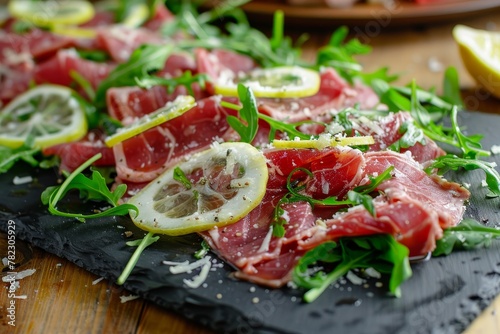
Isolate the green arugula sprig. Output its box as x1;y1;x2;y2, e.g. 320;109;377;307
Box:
117;231;160;285
221;84;317;143
271;166;394;237
172;7;307;68
135;71;208;95
173;166;192;189
194;240;211;259
0;140;39;174
433;219;500;256
41;153;138;222
225;84;259;143
387;121;426;152
293;235;412;302
427;155;500;198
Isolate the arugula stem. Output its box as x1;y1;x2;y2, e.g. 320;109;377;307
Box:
117;232;159;285
50;153;102;205
303;263;349;303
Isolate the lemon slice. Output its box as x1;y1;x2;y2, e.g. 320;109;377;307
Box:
8;0;95;28
128;142;269;235
104;96;196;147
0;85;88;149
453;25;500;98
273;135;375;149
214;66;321;98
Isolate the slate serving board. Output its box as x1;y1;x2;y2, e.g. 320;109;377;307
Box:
1;110;500;334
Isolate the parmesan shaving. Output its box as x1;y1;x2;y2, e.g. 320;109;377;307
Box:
2;269;36;282
13;175;33;185
257;226;274;253
169;256;211;274
183;260;211;288
120;294;140;303
92;277;105;285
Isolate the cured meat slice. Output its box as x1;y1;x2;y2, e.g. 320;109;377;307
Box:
34;49;114;91
43;130;115;173
196;48;258;94
352;111;445;163
202;147;469;287
107;86;171;121
363;150;469;228
114;96;239;183
0;66;32;106
0;29;73;63
107;53;207;120
96;26;164;63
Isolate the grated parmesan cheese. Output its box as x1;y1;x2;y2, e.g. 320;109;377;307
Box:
183;260;211;288
491;145;500;155
2;269;36;282
13;175;33;185
120;294;139;303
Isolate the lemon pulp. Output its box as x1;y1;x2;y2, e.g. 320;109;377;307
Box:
128;142;269;235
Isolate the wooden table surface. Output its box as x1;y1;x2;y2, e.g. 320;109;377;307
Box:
2;4;500;334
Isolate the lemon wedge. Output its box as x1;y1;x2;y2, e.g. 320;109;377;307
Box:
104;95;196;147
8;0;95;28
214;66;321;98
453;25;500;98
128;142;269;235
273;135;375;150
0;85;88;149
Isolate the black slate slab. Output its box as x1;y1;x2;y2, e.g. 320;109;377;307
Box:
1;110;500;334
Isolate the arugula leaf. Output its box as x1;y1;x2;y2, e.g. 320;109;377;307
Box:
316;26;371;82
94;44;174;108
41;153;138;222
69;70;96;102
173;166;192;189
442;67;463;109
293;235;412;302
135;71;208;95
433;219;500;256
0;144;39;174
117;231;160;285
194;240;210;259
222;95;314;142
226;84;259;143
428;154;500;197
449;106;489;158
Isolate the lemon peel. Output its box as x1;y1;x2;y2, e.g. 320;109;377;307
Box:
105;95;196;147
